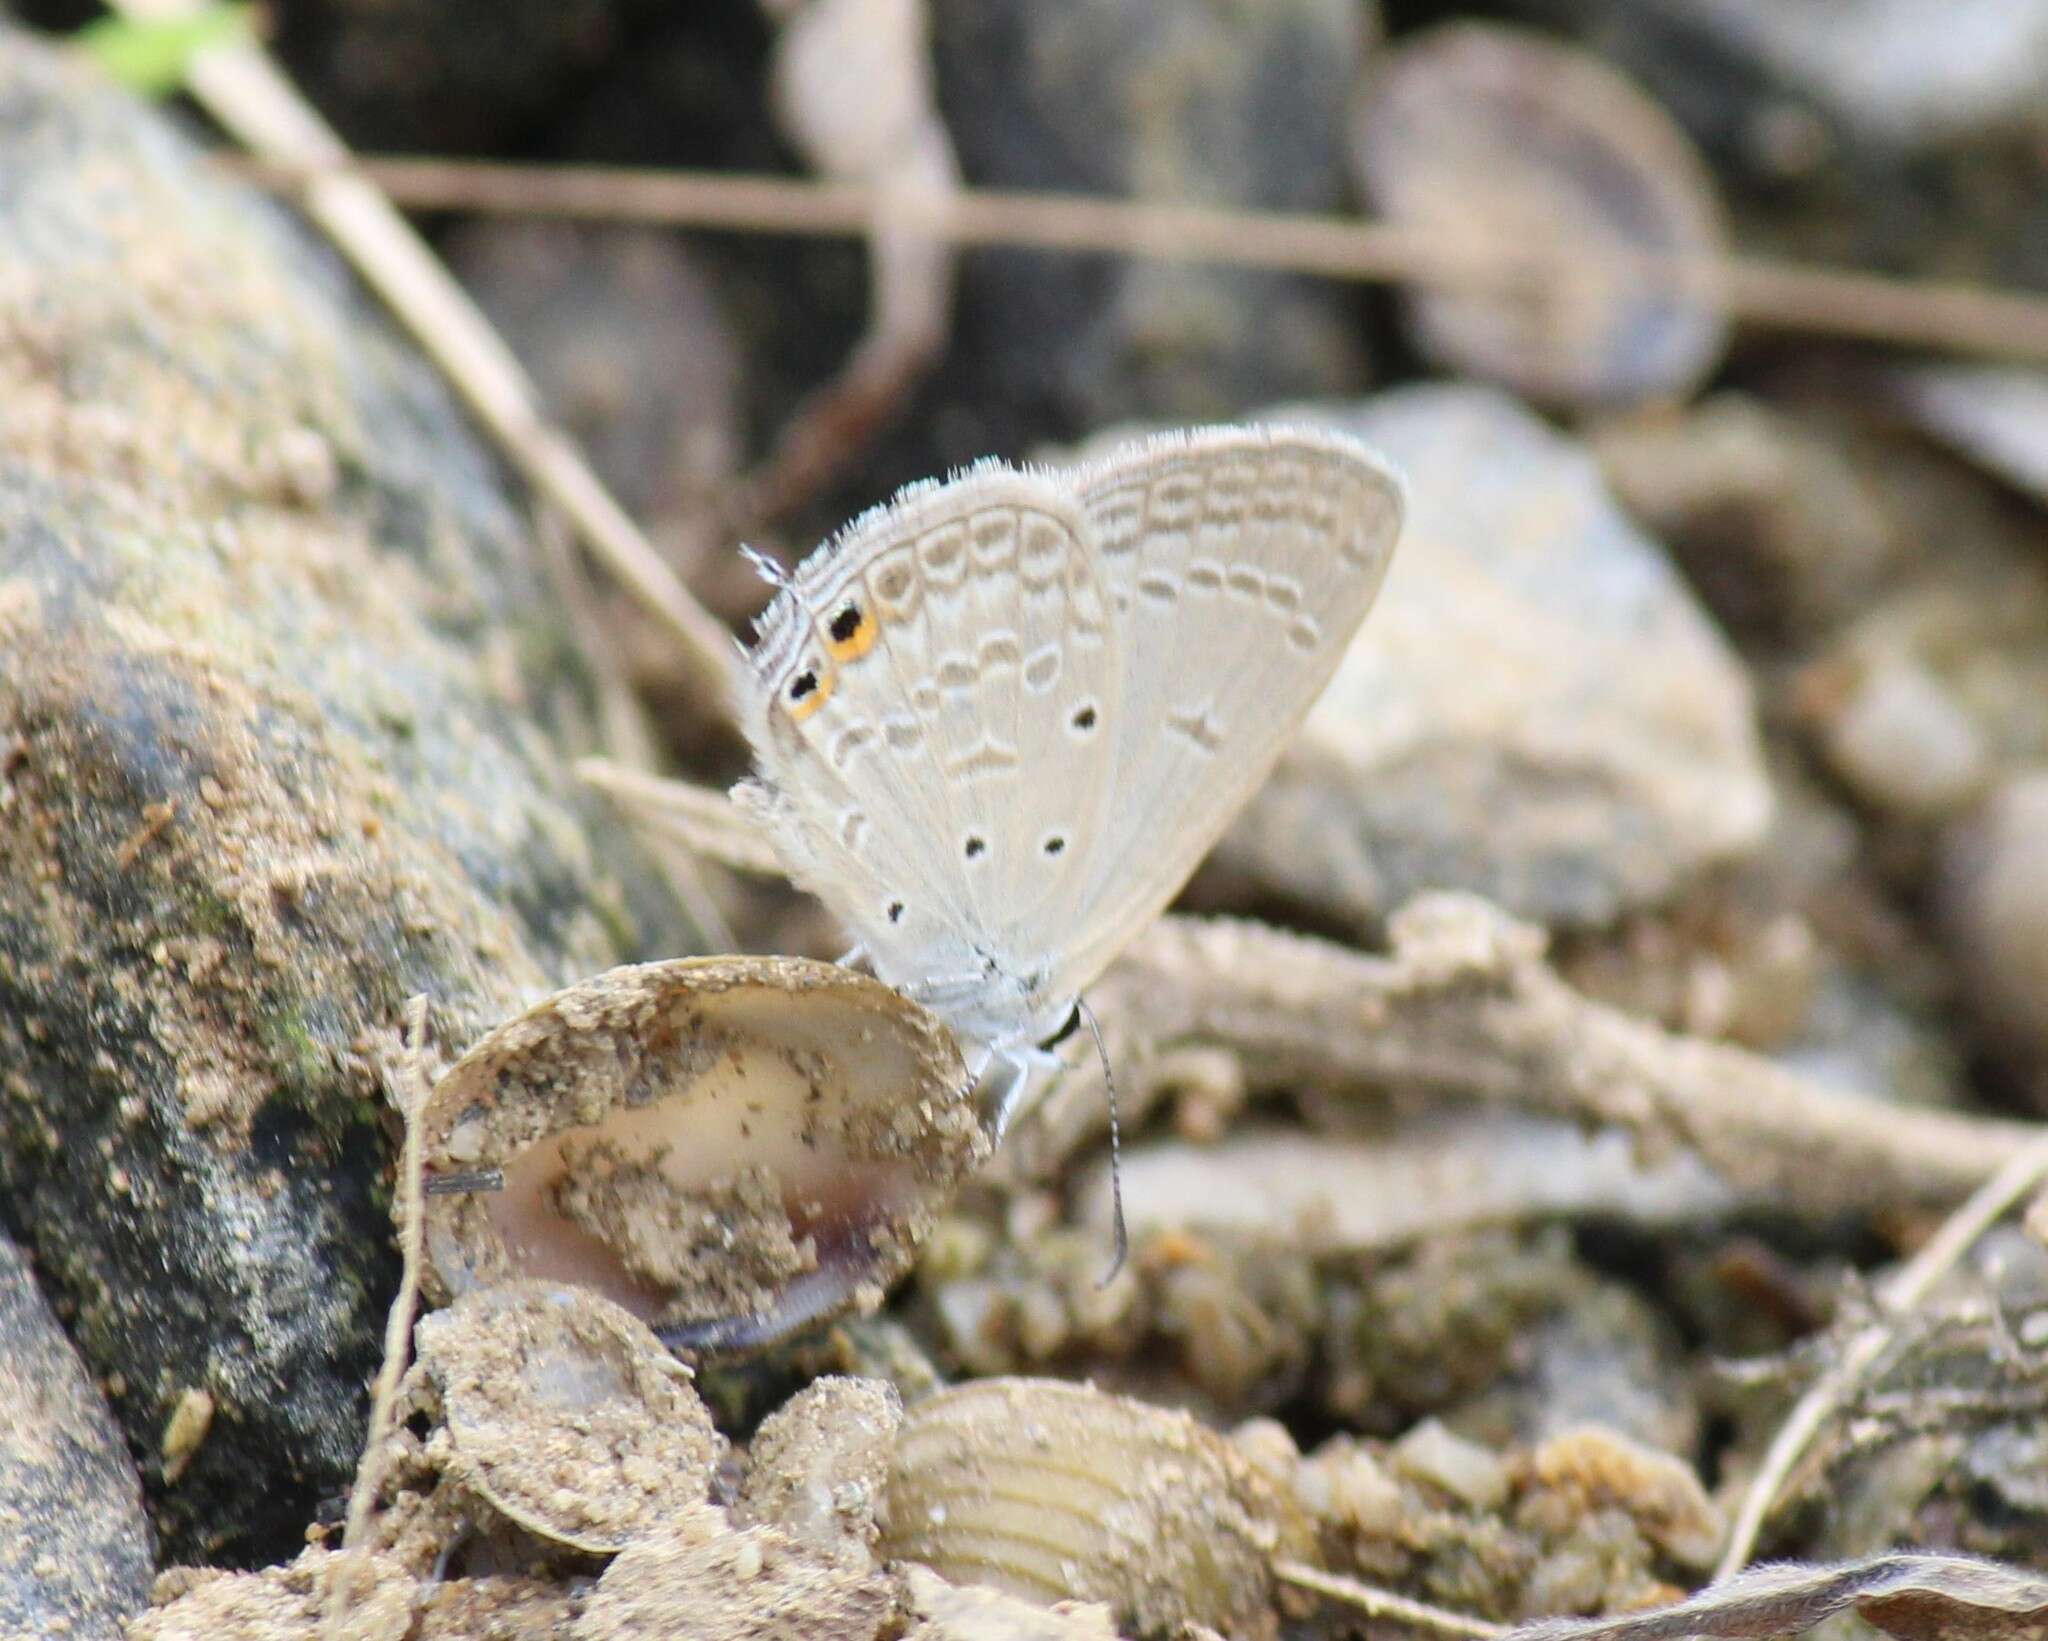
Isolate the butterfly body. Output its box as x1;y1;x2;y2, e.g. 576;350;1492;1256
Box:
734;425;1405;1129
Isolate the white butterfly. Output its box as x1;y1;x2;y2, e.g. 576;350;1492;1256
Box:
734;424;1405;1134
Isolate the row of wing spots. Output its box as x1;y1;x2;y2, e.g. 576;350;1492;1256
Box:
1070;445;1372;929
805;538;966;963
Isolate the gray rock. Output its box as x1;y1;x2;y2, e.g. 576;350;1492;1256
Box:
917;0;1372;467
1230;384;1772;930
1590;393;1901;646
0;1233;153;1640
0;34;693;1562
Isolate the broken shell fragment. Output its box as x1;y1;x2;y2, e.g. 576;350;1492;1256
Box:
407;1281;724;1554
1352;23;1728;406
737;1375;904;1567
419;956;982;1353
880;1377;1312;1640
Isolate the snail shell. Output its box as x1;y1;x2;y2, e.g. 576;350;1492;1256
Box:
418;956;982;1352
1353;22;1728;406
407;1281;724;1554
879;1377;1312;1639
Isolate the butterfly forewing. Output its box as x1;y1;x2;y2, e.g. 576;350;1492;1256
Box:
1051;425;1404;994
737;467;1122;1013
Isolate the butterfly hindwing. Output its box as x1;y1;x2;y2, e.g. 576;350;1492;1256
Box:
1051;425;1405;993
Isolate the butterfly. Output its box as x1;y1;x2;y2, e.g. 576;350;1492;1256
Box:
733;424;1405;1137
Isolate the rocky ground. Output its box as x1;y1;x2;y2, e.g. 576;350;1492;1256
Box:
2;2;2046;1638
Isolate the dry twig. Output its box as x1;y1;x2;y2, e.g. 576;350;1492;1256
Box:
1515;1553;2048;1641
577;758;785;879
1284;1550;2048;1641
744;0;959;519
535;528;739;951
1019;896;2039;1217
323;996;433;1636
228;154;2048;367
1274;1561;1508;1639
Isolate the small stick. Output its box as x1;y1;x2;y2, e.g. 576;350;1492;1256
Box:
1712;1127;2048;1580
534;518;739;952
222;153;2048;367
323;996;434;1633
1273;1559;1509;1639
1017;903;2040;1216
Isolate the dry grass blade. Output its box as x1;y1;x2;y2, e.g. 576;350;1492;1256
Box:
102;0;739;712
536;526;738;951
1282;1551;2048;1641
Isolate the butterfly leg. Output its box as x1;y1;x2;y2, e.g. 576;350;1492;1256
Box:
979;1045;1062;1142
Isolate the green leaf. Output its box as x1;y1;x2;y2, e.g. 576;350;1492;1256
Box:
75;5;253;97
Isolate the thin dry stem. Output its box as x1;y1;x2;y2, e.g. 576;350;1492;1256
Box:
1712;1127;2048;1580
323;996;433;1636
105;0;738;712
226;154;2048;366
1274;1559;1508;1639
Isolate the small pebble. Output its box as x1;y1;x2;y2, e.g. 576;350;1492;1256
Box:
1389;1417;1510;1511
1819;656;1989;819
160;1387;215;1486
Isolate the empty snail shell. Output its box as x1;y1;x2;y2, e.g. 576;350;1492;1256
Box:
405;1281;724;1554
1353;22;1728;407
418;956;982;1353
879;1376;1313;1639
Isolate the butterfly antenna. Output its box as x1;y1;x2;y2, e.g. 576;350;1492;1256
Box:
1077;998;1128;1285
739;543;791;588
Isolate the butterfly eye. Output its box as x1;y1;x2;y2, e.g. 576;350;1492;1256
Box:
785;663;833;722
825;601;878;662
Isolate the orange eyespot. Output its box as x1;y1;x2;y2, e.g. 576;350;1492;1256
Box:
784;661;834;721
825;602;879;663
